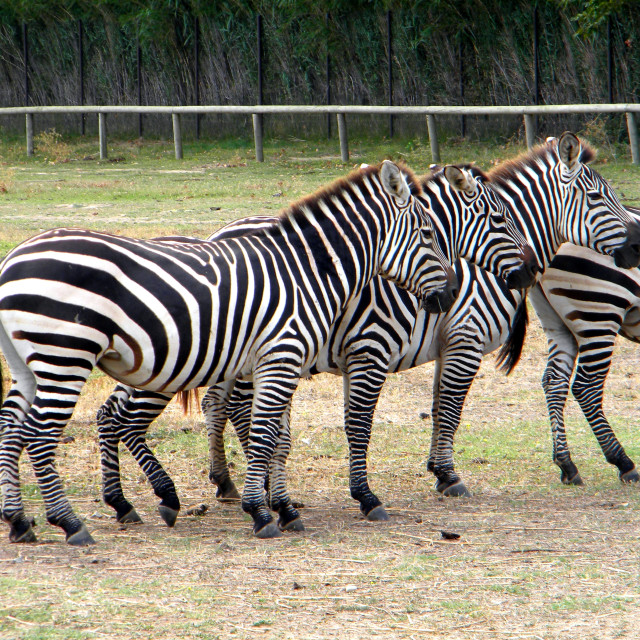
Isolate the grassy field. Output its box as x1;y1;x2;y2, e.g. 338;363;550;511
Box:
1;130;640;639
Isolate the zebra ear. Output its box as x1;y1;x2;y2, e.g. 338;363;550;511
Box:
558;132;582;171
444;165;477;196
380;160;411;203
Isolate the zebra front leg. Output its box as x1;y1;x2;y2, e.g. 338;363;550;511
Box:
431;346;483;498
242;363;301;538
343;357;388;520
202;380;242;501
572;350;638;483
217;380;302;528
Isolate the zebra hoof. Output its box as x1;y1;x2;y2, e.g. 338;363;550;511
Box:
562;473;584;486
9;524;37;544
66;524;96;546
254;521;283;539
158;505;179;528
117;508;143;524
366;506;390;522
216;485;241;502
436;480;471;497
621;468;640;483
279;517;305;532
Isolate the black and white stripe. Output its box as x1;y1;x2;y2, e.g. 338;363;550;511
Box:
95;161;539;522
96;134;640;523
528;205;640;486
0;160;457;544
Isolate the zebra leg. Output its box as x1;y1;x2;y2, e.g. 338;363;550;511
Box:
342;355;389;520
202;380;241;501
97;385;142;524
571;348;638;483
426;359;443;475
23;378;95;545
242;363;301;538
100;388;178;526
431;343;484;498
0;422;36;543
266;402;303;531
0;347;40;542
226;386;301;526
530;286;583;485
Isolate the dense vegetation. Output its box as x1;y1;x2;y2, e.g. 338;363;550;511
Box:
0;1;638;138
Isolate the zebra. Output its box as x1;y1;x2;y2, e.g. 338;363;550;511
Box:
528;205;640;486
95;161;539;526
0;160;458;545
196;132;640;507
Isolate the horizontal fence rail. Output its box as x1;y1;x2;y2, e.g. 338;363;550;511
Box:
1;104;639;164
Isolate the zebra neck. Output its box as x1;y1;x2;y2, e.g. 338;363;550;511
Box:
262;195;382;308
493;162;563;272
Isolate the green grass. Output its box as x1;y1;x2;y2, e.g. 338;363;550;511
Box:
2;130;639;253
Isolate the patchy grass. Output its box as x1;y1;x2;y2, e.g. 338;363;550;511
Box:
0;134;640;639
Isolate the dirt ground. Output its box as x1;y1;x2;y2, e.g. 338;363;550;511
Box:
1;307;640;640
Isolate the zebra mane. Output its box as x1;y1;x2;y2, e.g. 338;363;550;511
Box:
420;163;489;186
281;161;421;223
488;136;596;188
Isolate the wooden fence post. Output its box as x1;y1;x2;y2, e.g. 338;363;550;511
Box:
26;113;33;157
98;113;107;160
524;114;535;148
426;115;440;164
173;113;183;160
337;114;349;162
253;114;264;162
627;112;639;165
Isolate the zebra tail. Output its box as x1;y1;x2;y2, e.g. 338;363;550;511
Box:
495;294;529;376
177;389;200;415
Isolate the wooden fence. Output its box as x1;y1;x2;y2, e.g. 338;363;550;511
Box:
1;103;639;165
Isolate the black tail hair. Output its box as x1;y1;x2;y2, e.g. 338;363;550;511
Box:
495;295;529;375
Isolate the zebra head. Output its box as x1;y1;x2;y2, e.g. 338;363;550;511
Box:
436;165;539;289
555;132;640;269
377;160;458;313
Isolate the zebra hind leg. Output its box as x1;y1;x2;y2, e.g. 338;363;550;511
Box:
1;422;37;543
571;354;638;484
342;357;389;521
242;365;303;538
430;347;484;498
119;389;178;526
266;403;303;532
203;382;242;501
23;380;96;545
0;331;39;542
97;387;143;524
98;387;179;526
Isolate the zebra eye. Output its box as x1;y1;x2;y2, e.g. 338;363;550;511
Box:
491;211;505;224
420;224;434;241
